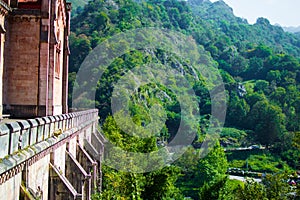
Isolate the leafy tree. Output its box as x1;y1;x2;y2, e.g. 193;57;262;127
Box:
226;94;250;128
245;57;264;79
266;70;281;84
199;177;227;200
254;80;270;94
262;173;293;200
235;179;267;200
69;33;92;73
68;0;300;198
142;167;184;200
245;92;266;108
235;173;295;200
270;87;286;106
175;143;228;199
248;100;286;147
218;179;243;200
248;44;272;59
99;166;145;200
99;113;183;199
279;131;300;169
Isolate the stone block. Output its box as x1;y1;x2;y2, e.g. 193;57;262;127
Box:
11;152;27;165
74;113;79;126
44;118;52;129
48;116;55;123
52;143;66;175
0;124;10;158
66;113;72;129
62;114;68;130
31;140;50;155
22;147;35;159
36;117;45;125
62;114;68;120
27;119;38;145
6;122;21;155
48;116;55;137
54;115;60;130
42;117;51;139
0;156;16;172
57;115;64;129
17;120;30;149
35;118;45;142
0;172;22;200
27;154;50;200
46;137;56;146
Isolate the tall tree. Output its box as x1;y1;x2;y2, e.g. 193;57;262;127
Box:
248;100;286;147
235;179;267;200
98;113;183;199
262;173;293;200
175;143;228;199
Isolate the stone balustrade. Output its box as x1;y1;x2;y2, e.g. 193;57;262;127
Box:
0;109;98;161
0;109;102;199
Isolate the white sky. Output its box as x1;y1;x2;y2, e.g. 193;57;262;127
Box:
210;0;300;27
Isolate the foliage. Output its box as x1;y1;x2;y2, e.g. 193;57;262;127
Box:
228;153;292;174
235;179;268;200
246;154;292;173
220;127;248;147
247;100;286;147
175;143;228;199
98;114;183;199
235;173;294;200
199;177;227;200
218;179;243;200
262;173;294;200
68;0;300;198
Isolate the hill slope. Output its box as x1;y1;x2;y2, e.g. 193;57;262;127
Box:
69;0;300;198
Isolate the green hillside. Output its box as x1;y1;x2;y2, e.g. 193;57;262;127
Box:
68;0;300;199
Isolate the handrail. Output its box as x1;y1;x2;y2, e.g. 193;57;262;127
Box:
0;109;98;159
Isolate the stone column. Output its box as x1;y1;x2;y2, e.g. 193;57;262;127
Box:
0;31;4;119
0;4;9;120
62;3;71;114
39;0;51;116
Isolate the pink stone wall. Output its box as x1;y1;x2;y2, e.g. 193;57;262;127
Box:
4;17;40;105
27;154;50;199
0;173;22;199
52;143;67;175
51;0;67;115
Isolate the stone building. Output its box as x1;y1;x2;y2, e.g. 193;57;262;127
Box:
0;0;71;119
0;2;105;199
0;1;10;120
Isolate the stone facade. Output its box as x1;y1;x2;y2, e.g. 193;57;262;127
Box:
0;1;10;120
0;109;103;199
0;1;105;199
1;0;71;118
0;0;105;200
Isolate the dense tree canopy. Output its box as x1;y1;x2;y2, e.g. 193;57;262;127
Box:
69;0;300;199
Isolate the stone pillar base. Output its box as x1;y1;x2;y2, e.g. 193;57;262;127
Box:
3;104;46;118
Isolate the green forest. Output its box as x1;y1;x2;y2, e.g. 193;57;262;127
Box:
68;0;300;199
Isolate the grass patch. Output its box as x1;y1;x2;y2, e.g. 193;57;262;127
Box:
228;153;292;173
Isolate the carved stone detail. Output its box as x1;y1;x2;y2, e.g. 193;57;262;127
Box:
0;163;25;185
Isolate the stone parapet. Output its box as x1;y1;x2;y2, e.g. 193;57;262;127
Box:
0;109;102;199
0;109;98;162
0;124;9;158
